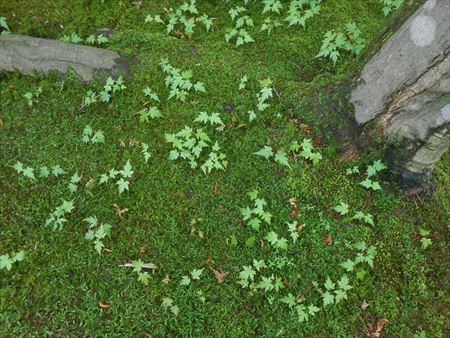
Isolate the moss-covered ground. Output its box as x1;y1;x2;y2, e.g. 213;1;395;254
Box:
0;1;448;336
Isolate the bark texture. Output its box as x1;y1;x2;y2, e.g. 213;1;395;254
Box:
0;34;128;81
350;0;450;193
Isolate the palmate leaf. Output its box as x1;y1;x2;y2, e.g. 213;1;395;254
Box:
51;165;66;177
239;265;256;281
0;255;13;270
23;167;35;180
340;259;355;272
265;231;278;245
116;178;129;194
334;289;347;303
254;146;273;159
240;206;252;220
91;131;105;143
12;161;24;173
193;82;206;92
274;150;291;169
337;275;352;291
138;272;150;285
262;0;283;14
296;305;309;323
322;291;334;306
248;218;262;231
258;276;274;291
367;160;387;177
280;293;297;308
190;268;204;280
120;160;134;178
180;275;191;286
0;17;10;31
324;277;335;290
333;202;349;215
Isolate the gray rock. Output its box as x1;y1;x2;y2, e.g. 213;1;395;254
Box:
0;34;128;82
351;0;450;125
350;0;450;194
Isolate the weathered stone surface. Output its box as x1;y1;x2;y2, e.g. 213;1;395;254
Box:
0;34;127;81
350;0;450;194
351;0;450;125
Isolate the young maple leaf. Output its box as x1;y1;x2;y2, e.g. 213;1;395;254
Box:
116;178;129;194
274;150;291;169
254;146;273;159
333;202;349;215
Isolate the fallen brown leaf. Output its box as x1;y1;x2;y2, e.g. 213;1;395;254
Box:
340;146;358;162
132;0;142;9
103;248;113;253
365;318;389;338
113;203;129;218
99;301;111;309
288;197;297;207
162;275;171;284
325;234;333;246
212;268;229;283
290;208;298;219
128;139;139;147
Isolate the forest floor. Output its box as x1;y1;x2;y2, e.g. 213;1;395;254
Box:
0;1;448;336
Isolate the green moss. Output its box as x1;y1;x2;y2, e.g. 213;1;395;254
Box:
0;0;448;336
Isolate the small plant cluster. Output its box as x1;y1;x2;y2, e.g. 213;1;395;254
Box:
254;145;291;169
0;16;11;35
419;229;432;249
359;160;387;191
139;87;162;122
240;189;273;231
83;216;112;254
145;0;212;38
255;78;274;116
285;0;322;28
316;22;366;65
61;32;109;45
278;241;377;324
264;231;289;250
23;87;43;107
160;59;206;102
237;259;284;293
340;242;377;274
99;160;134;194
68;172;82;193
141;143;152;163
380;0;404;16
259;0;322;36
290;138;322;165
314;275;352;307
180;268;204;286
346;160;387;191
12;161;66;180
225;6;255;46
83;76;126;107
0;250;24;271
45;200;75;230
333;202;374;226
12;161;37;180
81;125;105;144
165;113;227;174
131;259;151;285
161;297;180;317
